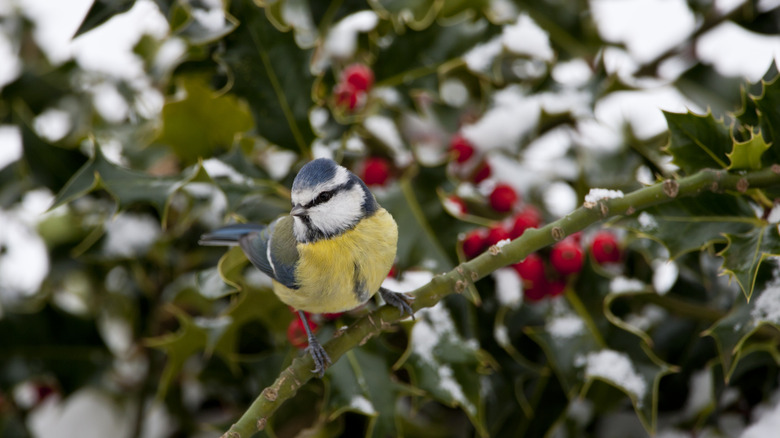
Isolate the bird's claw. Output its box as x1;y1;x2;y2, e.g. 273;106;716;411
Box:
379;288;415;320
306;336;332;377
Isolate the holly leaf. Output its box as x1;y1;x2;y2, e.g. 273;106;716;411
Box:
752;75;780;163
398;302;488;436
370;0;440;31
221;0;315;155
73;0;136;38
618;192;757;259
728;131;771;170
663;111;731;174
155;75;254;165
51;143;201;223
719;224;780;300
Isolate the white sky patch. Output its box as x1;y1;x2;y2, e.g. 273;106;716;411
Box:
590;0;695;64
637;211;658;231
584;188;624;204
751;266;780;326
544;181;578;218
584;349;647;403
323;10;378;60
652;260;678;295
610;276;647;294
547;314;584;339
382;270;433;293
698;21;780;82
0;211;50;302
438;365;475;415
502;14;554;61
595;86;701;140
493;267;523;309
34;108;71;142
0;125;22;170
103;212;161;258
349;395;376;415
462;86;540;151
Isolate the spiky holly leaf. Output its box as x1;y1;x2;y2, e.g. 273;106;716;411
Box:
728;132;771;170
664;111;731;174
325;349;416;438
370;0;439;31
704;264;780;380
752;75;780;163
155;75;254;165
220;0;315;155
51;144;202;223
618;192;757;259
719;224;780;300
398;302;488;436
73;0;136;38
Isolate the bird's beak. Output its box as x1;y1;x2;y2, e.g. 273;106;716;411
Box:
291;204;307;217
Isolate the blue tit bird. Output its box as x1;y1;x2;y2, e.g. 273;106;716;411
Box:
199;158;414;376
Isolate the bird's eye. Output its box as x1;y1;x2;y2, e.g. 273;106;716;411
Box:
314;190;335;205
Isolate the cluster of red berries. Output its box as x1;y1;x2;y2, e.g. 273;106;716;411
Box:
334;63;374;111
464;223;622;301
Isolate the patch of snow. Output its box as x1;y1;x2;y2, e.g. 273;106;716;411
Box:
438;365;475;414
349;395;376;415
698;21;780;82
583;349;647;403
584;188;624;204
0;125;22;170
553;58;592;87
637;212;658;231
652;260;678;295
0;211;50;303
493;268;522;309
323;11;378;60
202;158;254;185
103;212;161;258
610;276;646;294
494;324;510;345
751;266;780;325
547;314;584;339
741;397;780;438
382;270;433;293
34;108;71;142
502;14;554;61
544;182;578;218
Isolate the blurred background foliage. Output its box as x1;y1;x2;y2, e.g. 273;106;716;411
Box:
2;0;780;437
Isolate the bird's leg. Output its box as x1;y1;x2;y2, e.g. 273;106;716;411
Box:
298;310;331;377
379;287;415;320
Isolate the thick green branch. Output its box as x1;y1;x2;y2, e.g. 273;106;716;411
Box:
220;166;780;438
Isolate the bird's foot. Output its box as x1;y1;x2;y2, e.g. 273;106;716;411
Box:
379;287;415;320
306;335;332;377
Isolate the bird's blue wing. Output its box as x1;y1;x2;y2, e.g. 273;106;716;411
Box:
238;216;299;290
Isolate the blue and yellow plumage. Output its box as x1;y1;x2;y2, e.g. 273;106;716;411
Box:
199;158;412;376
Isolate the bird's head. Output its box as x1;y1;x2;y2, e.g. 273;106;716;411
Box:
290;158;378;243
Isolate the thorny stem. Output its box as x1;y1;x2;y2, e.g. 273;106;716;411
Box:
220;167;780;438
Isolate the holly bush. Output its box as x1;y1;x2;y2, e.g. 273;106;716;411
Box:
3;1;780;437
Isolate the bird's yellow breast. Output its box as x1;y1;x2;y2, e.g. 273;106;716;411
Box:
272;208;398;314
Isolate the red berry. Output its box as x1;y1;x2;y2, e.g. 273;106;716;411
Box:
489;184;519;213
591;231;621;264
287;316;319;349
342;64;374;92
472;161;491;183
550;239;584;275
546;280;566;297
510;206;542;239
512;253;545;284
450;134;475;163
462;229;486;259
361;157;391;186
322;312;344;321
334;82;360;110
524;282;548;302
485;224;511;247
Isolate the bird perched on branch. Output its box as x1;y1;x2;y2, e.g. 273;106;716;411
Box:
199;158;414;376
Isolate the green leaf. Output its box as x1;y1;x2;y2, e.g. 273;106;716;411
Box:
221;0;316;155
51;143;201;223
369;0;440;31
73;0;136;38
728;131;771;170
171;2;239;45
144;305;209;397
663;111;731;174
752;75;780;163
398;302;488;436
325;349;413;438
719;224;780;300
618;192;758;259
155;75;254;165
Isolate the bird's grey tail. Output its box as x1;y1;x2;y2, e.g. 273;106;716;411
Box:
199;224;266;246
